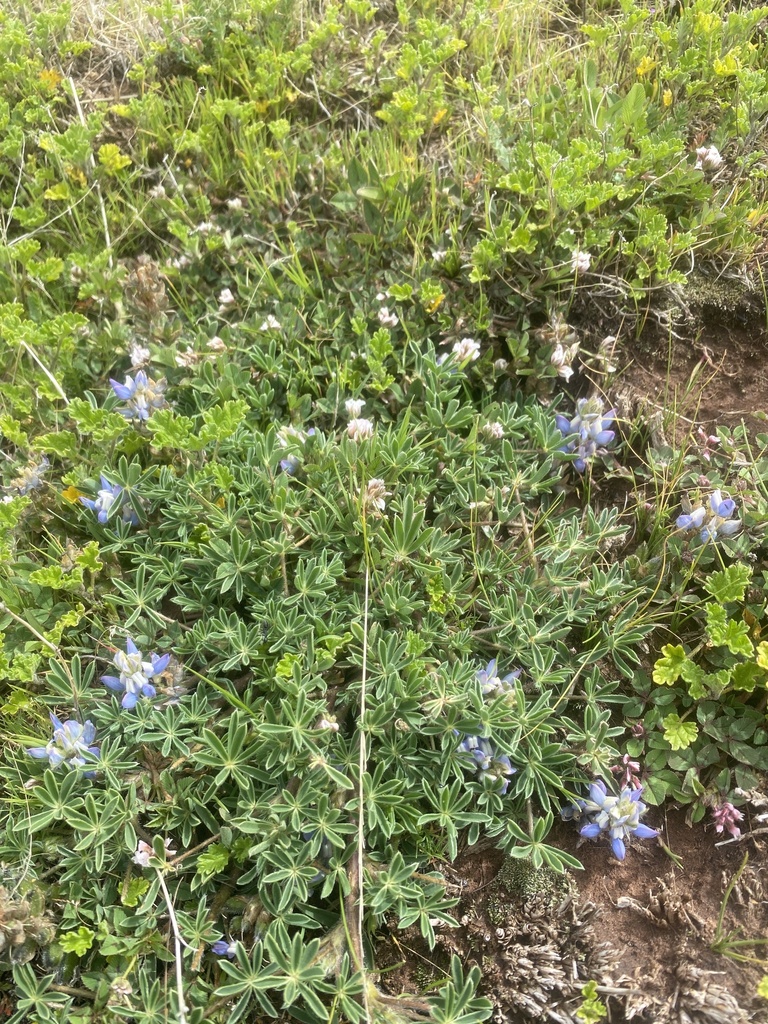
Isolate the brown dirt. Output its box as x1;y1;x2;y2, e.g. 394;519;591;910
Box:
596;273;768;443
617;322;768;441
375;808;768;1023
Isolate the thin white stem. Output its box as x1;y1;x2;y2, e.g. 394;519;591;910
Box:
17;340;69;405
156;871;188;1024
358;563;370;1023
67;76;113;268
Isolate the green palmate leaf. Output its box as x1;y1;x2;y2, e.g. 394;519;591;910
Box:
706;604;754;656
68;399;127;442
59;926;95;956
97;142;132;174
28;564;84;591
121;877;150;907
33;430;78;458
147;409;195;449
653;644;687;685
730;662;763;692
75;541;103;573
662;714;699;751
196;843;230;879
704;564;752;603
198;399;248;445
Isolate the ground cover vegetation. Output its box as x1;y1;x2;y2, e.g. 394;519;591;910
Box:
0;0;767;1020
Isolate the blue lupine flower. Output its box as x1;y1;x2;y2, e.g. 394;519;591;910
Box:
80;475;139;526
676;489;740;543
101;638;170;710
211;939;238;958
10;456;50;495
476;659;520;698
27;713;99;771
110;370;167;422
556;397;616;472
563;779;657;860
457;734;516;794
277;426;316;474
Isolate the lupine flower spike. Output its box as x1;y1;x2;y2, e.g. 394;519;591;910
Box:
457;733;516;794
102;638;170;709
110;370;167;422
80;476;139;525
476;659;520;698
27;713;99;771
563;779;658;860
676;490;740;543
556;397;616;472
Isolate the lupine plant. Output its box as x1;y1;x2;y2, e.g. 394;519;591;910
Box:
1;0;767;1020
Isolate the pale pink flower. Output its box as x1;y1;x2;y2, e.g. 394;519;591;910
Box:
347;418;374;441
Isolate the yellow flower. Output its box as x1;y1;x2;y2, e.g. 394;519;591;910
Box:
61;486;84;503
636;56;657;78
662;89;673;107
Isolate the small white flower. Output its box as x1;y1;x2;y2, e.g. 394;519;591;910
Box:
345;398;365;418
375;291;387;302
317;716;339;732
132;837;176;868
431;249;447;262
217;288;235;308
227;197;243;210
347;418;375;441
170;255;192;270
195;221;216;235
551;340;580;381
277;425;308;447
482;422;505;439
378;307;399;328
207;335;226;352
598;335;618;374
2;495;14;504
695;144;723;170
175;346;199;368
260;315;282;331
571;250;591;276
363;478;389;512
148;184;166;199
494;358;509;372
132;840;152;867
452;337;481;363
129;343;150;368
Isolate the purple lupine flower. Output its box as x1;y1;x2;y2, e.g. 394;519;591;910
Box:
277;426;316;474
110;370;167;422
556;397;616;472
101;638;170;710
476;659;520;698
676;489;740;543
457;733;516;795
211;939;238;958
27;713;99;771
564;779;657;860
711;800;742;839
80;475;139;525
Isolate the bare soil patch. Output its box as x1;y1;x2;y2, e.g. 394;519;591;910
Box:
376;808;768;1023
